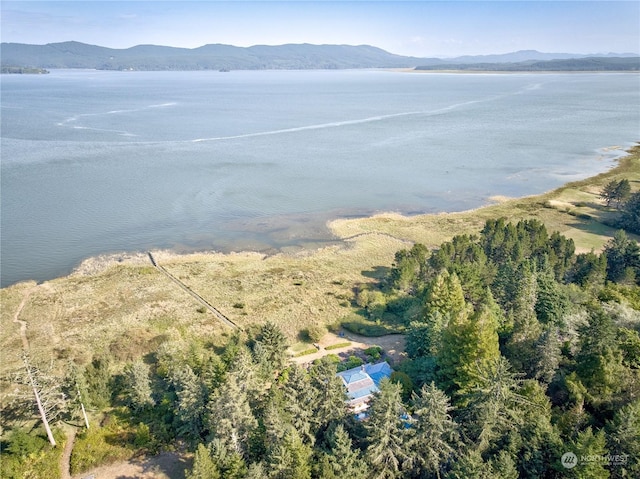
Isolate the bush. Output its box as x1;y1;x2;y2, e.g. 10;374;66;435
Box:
294;347;318;357
305;324;327;342
325;342;352;350
337;355;364;372
0;428;65;479
364;346;383;361
342;320;395;337
70;416;135;475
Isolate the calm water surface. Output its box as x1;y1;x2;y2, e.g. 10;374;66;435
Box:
1;70;639;286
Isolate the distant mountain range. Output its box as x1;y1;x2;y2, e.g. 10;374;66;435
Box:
1;41;638;71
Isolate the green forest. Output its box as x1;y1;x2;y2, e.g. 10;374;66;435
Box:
2;191;640;478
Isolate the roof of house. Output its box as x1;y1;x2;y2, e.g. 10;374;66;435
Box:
336;361;393;404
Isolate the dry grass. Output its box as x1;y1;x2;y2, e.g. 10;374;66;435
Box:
1;145;638;385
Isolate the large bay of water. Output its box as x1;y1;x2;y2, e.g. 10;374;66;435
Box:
1;69;639;286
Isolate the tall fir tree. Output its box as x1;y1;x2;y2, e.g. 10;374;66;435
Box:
408;382;459;479
186;443;221;479
207;372;258;458
122;359;154;411
365;379;410;479
437;302;501;401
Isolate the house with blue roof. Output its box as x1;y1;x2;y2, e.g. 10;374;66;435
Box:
336;361;393;414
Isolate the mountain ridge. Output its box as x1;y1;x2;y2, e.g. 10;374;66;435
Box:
1;41;638;71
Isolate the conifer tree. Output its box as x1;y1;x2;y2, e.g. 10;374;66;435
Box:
322;424;369;479
122;359;154;411
603;230;640;284
365;379;410;478
503;263;543;375
171;364;208;442
409;382;459;479
465;357;527;454
186;443;221;479
308;357;347;429
534;327;562;384
209;437;248;479
255;321;289;372
437;302;500;401
606;399;640;479
570;428;610;479
281;365;315;443
207;373;258;458
268;426;313;479
423;271;469;357
575;307;627;408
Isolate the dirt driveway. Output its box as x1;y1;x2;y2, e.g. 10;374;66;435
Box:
71;451;192;479
292;331;406;366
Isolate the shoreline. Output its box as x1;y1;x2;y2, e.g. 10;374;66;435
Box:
388;67;640;75
3;143;636;291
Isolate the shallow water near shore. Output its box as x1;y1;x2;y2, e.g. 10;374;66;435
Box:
1;70;639;287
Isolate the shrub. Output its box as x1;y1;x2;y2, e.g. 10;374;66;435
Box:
364;346;383;361
294;347;318;357
306;324;327;343
0;428;65;479
70;416;134;475
337;355;364;372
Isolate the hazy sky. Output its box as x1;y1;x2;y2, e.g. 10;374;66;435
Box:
2;1;639;57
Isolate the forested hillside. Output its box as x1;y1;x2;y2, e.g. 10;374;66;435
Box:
3;212;639;478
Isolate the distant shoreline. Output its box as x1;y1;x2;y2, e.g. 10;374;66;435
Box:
389;68;640;74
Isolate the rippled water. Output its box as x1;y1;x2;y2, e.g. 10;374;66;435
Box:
1;69;639;286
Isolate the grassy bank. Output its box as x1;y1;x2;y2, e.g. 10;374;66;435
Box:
1;145;638;380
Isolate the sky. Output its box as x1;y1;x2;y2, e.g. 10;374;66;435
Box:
1;1;639;58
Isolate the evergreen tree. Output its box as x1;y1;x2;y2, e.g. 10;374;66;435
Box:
122;359;154;411
603;230;640;284
209;437;248;479
389;243;429;293
170;364;208;442
321;424;369;479
405;320;433;358
600;179;621;208
443;449;492;479
533;327;562;384
281;365;315;443
207;372;258;458
83;355;112;409
422;271;469;358
614;179;632;209
569;428;610;479
606;399;640;479
255;321;289;372
465;357;527;454
365;379;410;478
186;443;221;479
437;302;500;401
424;270;468;320
575;307;627;409
268;426;313;479
409;382;459;479
535;269;570;324
308;357;347;429
568;250;607;288
618;190;640;234
503;264;543;375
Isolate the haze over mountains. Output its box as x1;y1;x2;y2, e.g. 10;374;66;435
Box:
1;41;638;71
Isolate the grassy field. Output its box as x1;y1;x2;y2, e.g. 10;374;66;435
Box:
1;145;638;383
